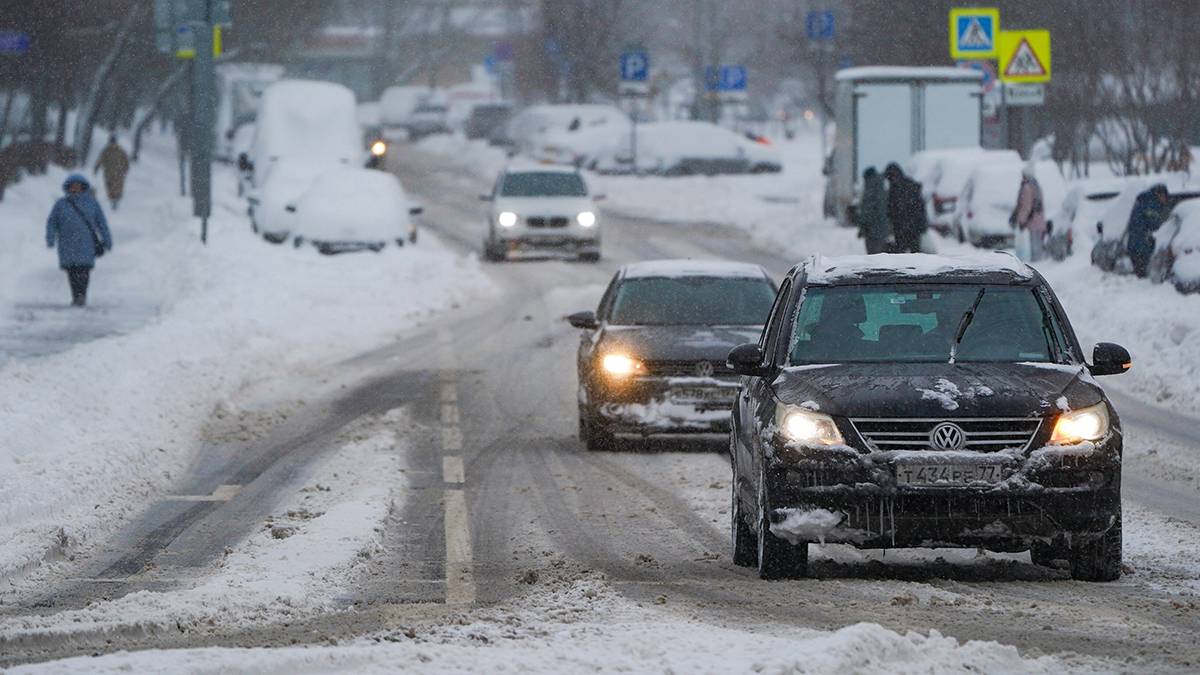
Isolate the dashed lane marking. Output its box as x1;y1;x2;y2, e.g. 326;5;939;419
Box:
442;426;463;452
443;488;475;605
443;456;465;485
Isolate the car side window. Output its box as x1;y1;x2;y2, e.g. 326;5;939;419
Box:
758;278;792;360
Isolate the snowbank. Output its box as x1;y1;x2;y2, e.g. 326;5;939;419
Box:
9;580;1075;674
0;131;492;583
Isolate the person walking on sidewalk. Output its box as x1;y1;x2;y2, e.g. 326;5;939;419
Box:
857;167;893;254
46;174;112;307
93;135;130;211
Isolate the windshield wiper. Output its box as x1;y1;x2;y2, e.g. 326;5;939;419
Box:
949;288;986;364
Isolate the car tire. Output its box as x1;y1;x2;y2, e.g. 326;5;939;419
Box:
730;450;757;567
579;251;601;263
1029;541;1067;569
483;240;505;262
1068;512;1122;582
756;464;807;580
580;406;615;451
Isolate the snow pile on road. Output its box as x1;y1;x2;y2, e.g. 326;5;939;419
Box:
0;418;403;640
0;132;492;584
9;579;1079;674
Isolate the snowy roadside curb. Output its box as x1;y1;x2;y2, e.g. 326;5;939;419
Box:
0;411;409;641
7;577;1087;674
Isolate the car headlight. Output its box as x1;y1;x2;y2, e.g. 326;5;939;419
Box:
370;141;387;157
1050;402;1110;444
775;404;843;446
498;211;518;228
577;211;597;227
601;353;644;377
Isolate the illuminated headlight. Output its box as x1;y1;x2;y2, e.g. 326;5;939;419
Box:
601;353;643;377
1050;402;1110;444
370;141;387;157
498;211;518;228
576;211;597;227
775;404;843;446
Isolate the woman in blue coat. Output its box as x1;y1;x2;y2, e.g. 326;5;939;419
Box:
45;174;113;306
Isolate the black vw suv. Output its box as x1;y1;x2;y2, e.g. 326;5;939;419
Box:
728;253;1131;581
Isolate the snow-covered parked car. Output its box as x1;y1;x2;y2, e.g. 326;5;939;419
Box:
589;121;782;176
953;161;1065;248
481;163;603;262
1147;200;1200;293
1090;178;1200;274
289;168;422;255
906;148;1020;233
1044;179;1128;261
505;104;630;166
379;86;443;140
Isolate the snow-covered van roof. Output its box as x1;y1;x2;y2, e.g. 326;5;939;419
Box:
835;66;983;82
622;259;769;280
804;252;1033;285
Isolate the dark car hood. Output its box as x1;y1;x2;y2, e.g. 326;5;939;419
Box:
599;324;762;363
772;362;1102;418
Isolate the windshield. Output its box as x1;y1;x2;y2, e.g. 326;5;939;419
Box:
788;285;1064;364
609;277;776;326
501;172;587;197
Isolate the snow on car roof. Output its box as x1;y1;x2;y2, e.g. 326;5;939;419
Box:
836;66;982;82
622;259;768;280
805;252;1033;284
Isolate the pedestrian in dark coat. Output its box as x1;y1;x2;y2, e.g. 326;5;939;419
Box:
857;167;893;254
93;135;130;211
1126;183;1170;278
883;163;928;253
45;174;113;306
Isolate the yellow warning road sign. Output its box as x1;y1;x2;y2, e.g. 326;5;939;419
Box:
998;29;1050;83
949;8;999;60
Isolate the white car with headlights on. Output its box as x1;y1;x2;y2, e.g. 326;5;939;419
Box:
480;164;602;262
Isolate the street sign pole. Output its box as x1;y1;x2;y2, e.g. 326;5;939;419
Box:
187;0;217;243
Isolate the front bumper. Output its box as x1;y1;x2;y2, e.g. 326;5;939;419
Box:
763;440;1121;549
592;376;738;435
494;233;598;252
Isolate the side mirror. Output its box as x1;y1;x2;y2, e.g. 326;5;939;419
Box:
409;206;424;215
727;343;767;376
285;204;297;213
479;194;493;201
566;310;598;330
1089;342;1131;376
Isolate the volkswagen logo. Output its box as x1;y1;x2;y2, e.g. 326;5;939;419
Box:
694;361;715;378
929;422;966;451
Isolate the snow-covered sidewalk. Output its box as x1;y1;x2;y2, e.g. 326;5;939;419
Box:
0;132;493;585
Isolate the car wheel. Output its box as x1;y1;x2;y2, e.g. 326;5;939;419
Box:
1068;512;1122;582
1029;541;1067;569
579;250;601;263
483;240;505;262
580;406;615;451
730;448;757;567
756;463;807;580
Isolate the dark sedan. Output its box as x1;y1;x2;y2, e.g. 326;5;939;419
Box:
567;260;777;450
728;253;1131;581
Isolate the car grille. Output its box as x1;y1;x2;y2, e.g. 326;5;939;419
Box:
849;417;1043;453
527;216;569;228
642;359;736;378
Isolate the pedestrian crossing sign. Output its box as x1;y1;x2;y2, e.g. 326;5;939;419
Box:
998;29;1051;83
949;8;999;60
